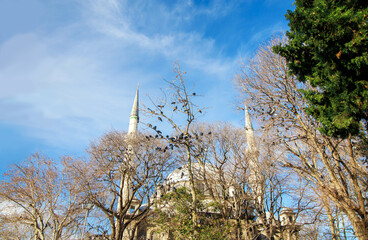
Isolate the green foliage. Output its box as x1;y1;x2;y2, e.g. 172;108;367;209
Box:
151;187;233;240
274;0;368;138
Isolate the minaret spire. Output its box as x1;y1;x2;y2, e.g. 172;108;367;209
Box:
120;84;139;220
128;84;139;135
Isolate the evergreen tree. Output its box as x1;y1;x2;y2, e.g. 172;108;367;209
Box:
274;0;368;138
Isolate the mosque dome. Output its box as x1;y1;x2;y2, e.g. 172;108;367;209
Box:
164;162;218;185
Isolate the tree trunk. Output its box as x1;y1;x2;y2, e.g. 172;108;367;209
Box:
186;145;198;239
321;194;339;240
350;218;368;240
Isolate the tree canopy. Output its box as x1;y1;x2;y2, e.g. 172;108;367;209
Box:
274;0;368;138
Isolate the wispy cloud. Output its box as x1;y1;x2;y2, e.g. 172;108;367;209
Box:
80;0;221;59
0;32;137;147
0;0;241;150
1;0;291;159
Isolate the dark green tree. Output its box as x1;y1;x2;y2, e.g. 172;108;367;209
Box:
274;0;368;138
151;187;232;240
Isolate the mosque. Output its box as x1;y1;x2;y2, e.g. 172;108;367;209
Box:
121;87;300;240
0;86;300;240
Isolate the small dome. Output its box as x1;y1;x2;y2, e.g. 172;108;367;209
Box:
0;200;25;216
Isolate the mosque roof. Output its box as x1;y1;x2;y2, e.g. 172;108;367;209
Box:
164;162;218;185
0;200;25;216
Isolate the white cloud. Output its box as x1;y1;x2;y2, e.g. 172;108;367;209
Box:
0;0;243;150
0;32;137;147
79;0;236;70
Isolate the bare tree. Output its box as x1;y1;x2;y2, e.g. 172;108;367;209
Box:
143;62;206;238
228;127;310;240
185;122;307;240
188;122;248;238
235;36;368;239
0;153;84;240
68;130;174;240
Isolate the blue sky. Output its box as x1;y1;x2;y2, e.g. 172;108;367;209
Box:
0;0;293;173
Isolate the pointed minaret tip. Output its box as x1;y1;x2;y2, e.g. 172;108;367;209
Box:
128;84;139;135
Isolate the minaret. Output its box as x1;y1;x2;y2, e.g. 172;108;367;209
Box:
128;84;139;135
120;85;139;214
244;100;263;207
